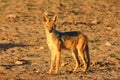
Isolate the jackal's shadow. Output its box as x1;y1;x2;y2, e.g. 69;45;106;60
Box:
0;43;32;50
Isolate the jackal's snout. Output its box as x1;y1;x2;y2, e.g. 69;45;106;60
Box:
49;25;56;33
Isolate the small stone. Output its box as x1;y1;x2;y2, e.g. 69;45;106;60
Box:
105;42;112;46
107;27;112;30
91;20;98;24
35;69;40;73
6;14;18;19
39;46;44;50
90;20;100;25
15;61;23;65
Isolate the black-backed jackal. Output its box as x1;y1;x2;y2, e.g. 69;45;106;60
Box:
42;12;90;74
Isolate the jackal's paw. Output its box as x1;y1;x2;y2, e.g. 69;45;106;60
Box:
73;67;78;73
73;70;76;73
47;70;52;75
82;69;87;74
55;72;58;75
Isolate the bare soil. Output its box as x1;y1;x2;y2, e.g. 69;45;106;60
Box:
0;0;120;80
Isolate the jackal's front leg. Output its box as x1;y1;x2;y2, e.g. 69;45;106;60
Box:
48;50;56;74
55;51;61;74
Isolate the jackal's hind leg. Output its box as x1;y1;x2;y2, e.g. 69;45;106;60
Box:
71;48;80;73
77;48;89;72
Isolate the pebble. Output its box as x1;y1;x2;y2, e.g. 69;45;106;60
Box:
91;20;98;25
105;42;112;46
15;61;23;65
39;46;44;50
35;69;40;73
6;14;18;19
107;27;112;30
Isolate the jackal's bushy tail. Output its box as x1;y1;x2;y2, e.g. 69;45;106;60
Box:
84;44;90;70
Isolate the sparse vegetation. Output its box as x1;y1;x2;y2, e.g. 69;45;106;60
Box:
90;37;100;43
27;4;37;10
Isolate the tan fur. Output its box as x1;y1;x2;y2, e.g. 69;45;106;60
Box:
42;12;90;74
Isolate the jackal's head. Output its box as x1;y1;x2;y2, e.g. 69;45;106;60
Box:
43;12;57;33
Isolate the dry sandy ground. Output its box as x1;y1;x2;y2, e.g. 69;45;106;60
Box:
0;0;120;80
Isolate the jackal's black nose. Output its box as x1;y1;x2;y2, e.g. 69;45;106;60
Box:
49;30;52;33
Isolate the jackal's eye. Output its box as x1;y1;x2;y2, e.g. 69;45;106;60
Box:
46;26;49;28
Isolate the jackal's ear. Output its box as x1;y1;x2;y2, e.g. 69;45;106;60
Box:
43;12;48;22
52;14;57;22
43;15;48;22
